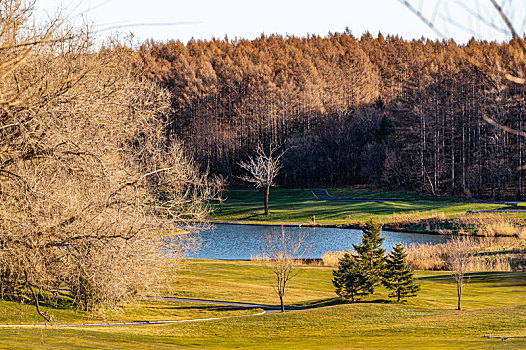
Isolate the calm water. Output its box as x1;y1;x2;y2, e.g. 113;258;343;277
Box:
191;224;449;260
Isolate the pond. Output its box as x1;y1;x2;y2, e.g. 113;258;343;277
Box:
190;223;449;260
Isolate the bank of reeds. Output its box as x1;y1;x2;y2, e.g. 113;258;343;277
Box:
455;214;524;237
405;237;526;272
389;210;448;224
320;251;348;266
375;211;525;237
320;236;526;271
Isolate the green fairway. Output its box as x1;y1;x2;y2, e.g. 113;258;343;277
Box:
211;188;519;229
1;259;525;349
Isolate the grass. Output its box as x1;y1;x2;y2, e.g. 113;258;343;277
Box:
1;259;526;349
0;295;256;326
327;188;462;201
211;189;526;234
163;259;335;305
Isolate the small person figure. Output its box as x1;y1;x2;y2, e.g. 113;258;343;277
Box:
311;215;316;225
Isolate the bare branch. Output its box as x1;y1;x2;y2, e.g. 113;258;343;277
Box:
258;227;309;312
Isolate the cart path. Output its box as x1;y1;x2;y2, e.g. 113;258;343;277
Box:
0;296;305;328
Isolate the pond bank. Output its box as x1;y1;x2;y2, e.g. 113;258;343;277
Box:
211;220;446;236
210;216;525;238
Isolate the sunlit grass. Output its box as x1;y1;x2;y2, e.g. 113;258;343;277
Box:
1;259;525;349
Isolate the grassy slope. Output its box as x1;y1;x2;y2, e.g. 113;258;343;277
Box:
0;297;256;326
211;188;516;226
2;259;525;349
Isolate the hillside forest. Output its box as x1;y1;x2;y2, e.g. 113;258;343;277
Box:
140;32;526;199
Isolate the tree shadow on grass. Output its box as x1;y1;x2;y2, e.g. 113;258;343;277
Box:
142;305;248;312
239;212;267;220
293;297;345;309
359;298;396;304
418;271;526;287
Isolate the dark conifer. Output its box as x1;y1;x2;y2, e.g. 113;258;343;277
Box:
332;253;368;302
382;243;420;302
353;218;386;294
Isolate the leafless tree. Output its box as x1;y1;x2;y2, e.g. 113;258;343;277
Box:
259;227;309;312
210;175;227;213
0;0;213;320
445;236;475;311
239;144;284;215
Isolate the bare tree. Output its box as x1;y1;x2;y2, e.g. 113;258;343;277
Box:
210;175;227;213
259;227;309;312
239;144;284;215
445;236;475;311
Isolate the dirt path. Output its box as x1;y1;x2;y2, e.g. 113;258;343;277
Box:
0;297;303;328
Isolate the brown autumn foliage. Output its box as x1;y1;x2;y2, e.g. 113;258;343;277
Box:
0;0;213;318
141;31;526;199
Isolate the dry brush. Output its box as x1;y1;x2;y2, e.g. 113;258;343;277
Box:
0;0;213;318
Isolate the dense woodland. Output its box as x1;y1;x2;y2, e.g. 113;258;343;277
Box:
140;32;526;199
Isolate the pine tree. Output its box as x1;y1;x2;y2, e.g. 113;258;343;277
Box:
353;218;386;294
382;243;420;302
332;253;368;302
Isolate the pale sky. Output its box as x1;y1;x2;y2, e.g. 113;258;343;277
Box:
35;0;526;44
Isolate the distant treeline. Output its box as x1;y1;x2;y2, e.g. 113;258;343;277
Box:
139;32;526;199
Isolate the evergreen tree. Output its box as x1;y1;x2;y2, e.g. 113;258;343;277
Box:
353;218;386;294
332;253;368;302
382;243;420;302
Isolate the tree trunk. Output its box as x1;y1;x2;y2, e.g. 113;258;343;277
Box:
264;185;270;215
279;294;284;312
457;283;462;310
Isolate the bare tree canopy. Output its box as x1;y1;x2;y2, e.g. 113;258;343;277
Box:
445;236;475;311
258;227;309;312
0;0;213;319
239;144;284;215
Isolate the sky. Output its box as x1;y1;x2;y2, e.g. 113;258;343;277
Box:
35;0;526;45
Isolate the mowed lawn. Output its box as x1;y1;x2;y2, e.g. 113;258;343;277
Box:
211;189;512;225
1;259;525;349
